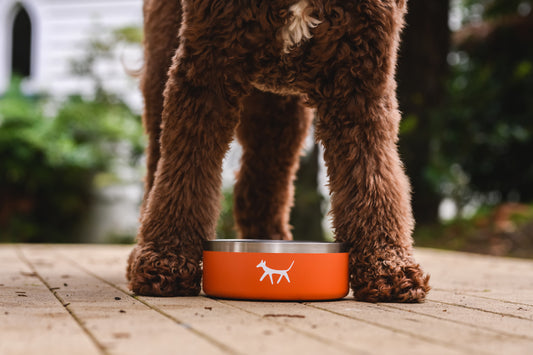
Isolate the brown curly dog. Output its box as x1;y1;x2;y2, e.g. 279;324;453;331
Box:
127;0;430;302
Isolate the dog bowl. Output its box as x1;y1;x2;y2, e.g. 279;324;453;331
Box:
202;239;349;301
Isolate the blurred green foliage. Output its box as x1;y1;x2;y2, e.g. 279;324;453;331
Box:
0;23;144;243
461;0;531;19
0;79;143;242
415;202;533;258
433;0;533;211
403;0;533;258
112;26;143;44
216;189;238;238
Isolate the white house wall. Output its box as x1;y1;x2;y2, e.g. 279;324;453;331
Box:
0;0;143;110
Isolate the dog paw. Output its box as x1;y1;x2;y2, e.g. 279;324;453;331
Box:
349;252;430;303
126;243;202;296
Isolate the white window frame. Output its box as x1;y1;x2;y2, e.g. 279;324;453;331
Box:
0;0;40;95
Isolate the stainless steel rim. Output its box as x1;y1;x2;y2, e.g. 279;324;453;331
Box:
204;239;346;253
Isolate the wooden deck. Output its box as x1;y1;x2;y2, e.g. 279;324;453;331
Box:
1;244;532;355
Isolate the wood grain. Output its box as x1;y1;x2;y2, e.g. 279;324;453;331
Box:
0;244;531;355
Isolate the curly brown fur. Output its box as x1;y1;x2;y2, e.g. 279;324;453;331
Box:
128;0;430;302
127;242;202;296
234;90;313;240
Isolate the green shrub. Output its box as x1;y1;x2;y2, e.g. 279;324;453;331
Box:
0;79;143;242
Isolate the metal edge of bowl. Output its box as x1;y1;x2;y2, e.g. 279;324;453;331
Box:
204;239;346;253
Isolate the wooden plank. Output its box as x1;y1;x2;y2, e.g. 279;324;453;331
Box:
309;246;533;355
0;246;101;355
429;289;533;321
18;245;228;355
54;245;355;355
418;248;533;307
462;290;533;307
219;299;464;355
309;300;533;355
140;295;351;355
416;248;533;297
384;297;533;340
58;245;533;354
9;244;532;355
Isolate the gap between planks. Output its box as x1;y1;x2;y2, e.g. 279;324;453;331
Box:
51;245;465;355
50;245;512;354
445;291;533;308
12;244;533;355
0;246;101;355
428;291;533;322
60;255;357;355
381;301;533;340
15;246;234;355
29;245;355;355
15;247;110;355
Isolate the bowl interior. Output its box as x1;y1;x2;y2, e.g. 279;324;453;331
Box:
204;239;346;253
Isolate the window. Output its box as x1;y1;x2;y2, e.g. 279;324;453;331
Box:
11;5;32;78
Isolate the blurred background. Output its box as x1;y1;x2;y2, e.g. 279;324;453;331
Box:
1;0;532;259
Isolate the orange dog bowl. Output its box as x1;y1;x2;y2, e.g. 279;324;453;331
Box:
202;239;349;301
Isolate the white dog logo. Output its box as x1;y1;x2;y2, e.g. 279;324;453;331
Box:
256;260;294;285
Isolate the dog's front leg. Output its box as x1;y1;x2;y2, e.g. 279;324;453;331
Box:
127;46;243;296
316;96;430;303
308;0;430;303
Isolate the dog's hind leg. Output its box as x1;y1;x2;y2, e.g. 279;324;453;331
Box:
139;0;181;211
234;90;313;240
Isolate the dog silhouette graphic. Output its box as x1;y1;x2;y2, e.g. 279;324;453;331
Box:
256;260;295;285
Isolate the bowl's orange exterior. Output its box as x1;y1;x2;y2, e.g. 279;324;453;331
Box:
202;251;349;300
